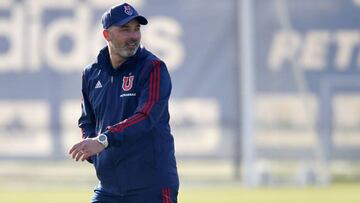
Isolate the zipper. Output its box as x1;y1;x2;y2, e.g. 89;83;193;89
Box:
111;76;114;83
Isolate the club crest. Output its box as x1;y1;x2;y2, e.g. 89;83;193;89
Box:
124;5;133;16
122;75;134;91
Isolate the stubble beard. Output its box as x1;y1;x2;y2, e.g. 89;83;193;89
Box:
118;42;140;59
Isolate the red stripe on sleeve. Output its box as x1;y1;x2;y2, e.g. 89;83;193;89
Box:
162;188;165;203
155;61;161;101
142;65;155;114
161;188;172;203
162;188;169;203
118;114;146;131
168;188;172;203
109;114;144;133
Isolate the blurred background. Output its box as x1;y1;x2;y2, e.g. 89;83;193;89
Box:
1;0;360;202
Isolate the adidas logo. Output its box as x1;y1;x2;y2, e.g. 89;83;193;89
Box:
95;81;102;89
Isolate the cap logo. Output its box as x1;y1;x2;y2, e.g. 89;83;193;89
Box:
124;5;133;16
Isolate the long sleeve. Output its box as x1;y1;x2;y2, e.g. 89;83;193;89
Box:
104;60;171;147
78;71;96;139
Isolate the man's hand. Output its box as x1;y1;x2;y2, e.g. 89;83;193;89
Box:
69;138;105;161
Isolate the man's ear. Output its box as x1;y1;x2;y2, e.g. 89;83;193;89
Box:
103;29;110;41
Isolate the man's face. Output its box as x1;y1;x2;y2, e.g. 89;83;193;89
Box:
106;19;141;59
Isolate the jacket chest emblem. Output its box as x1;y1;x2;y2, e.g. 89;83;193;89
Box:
122;75;134;91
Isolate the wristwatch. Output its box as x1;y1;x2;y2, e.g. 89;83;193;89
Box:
96;134;108;148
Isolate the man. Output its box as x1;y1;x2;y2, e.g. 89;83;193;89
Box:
69;3;179;203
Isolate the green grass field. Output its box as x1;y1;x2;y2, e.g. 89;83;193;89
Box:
1;160;360;202
1;183;360;203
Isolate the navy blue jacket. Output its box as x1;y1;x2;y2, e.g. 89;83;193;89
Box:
78;46;179;194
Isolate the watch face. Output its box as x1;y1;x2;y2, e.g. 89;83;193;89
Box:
99;135;106;142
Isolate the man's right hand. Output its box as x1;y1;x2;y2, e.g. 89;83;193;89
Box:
69;138;105;161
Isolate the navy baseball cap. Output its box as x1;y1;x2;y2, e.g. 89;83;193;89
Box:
101;3;148;29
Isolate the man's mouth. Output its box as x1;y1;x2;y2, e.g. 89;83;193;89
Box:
126;42;138;49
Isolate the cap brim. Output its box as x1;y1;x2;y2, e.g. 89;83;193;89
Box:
113;15;148;27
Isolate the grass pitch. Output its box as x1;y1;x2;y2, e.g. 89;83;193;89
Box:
1;183;359;203
1;160;359;202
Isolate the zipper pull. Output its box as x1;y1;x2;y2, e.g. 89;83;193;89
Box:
111;76;114;83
